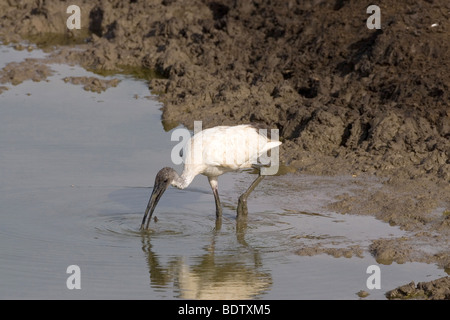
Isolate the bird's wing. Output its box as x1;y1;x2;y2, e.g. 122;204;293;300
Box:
194;125;281;169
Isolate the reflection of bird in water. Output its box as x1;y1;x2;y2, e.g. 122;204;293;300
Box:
176;258;272;300
141;124;281;230
141;221;272;299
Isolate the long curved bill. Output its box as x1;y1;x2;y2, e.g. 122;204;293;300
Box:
140;185;166;230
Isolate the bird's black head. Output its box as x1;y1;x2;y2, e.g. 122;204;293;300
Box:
140;167;178;230
154;167;177;188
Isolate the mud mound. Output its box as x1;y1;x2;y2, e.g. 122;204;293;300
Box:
0;0;448;182
0;59;53;85
63;76;120;93
386;276;450;300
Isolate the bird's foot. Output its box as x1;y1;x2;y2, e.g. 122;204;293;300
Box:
215;207;223;219
237;195;248;217
214;217;222;231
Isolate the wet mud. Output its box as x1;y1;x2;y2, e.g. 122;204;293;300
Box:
63;76;120;93
0;0;448;298
386;276;450;300
0;58;53;85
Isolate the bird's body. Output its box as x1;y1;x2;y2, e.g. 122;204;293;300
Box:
140;124;281;230
175;124;281;185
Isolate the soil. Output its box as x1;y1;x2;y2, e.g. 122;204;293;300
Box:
0;0;448;299
0;58;54;85
63;76;120;93
386;276;450;299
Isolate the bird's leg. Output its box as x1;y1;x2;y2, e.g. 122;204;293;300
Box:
213;187;223;218
208;177;223;218
237;173;265;217
236;213;249;246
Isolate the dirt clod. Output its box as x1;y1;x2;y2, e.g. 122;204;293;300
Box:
386;276;450;300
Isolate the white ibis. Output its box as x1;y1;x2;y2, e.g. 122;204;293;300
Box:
140;124;282;230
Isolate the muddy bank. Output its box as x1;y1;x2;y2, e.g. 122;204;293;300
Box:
0;0;448;298
0;58;53;85
63;76;120;93
386;276;450;299
0;57;121;93
0;0;448;181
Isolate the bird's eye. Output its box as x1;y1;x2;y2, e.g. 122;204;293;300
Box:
164;179;168;183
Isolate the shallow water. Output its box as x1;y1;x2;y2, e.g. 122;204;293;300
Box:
0;44;446;299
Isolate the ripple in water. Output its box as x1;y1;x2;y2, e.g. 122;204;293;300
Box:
90;209;220;241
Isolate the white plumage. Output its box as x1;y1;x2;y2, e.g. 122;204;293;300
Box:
140;124;282;230
175;124;281;188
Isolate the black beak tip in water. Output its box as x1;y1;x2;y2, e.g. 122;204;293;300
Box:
140;167;175;231
140;186;163;231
